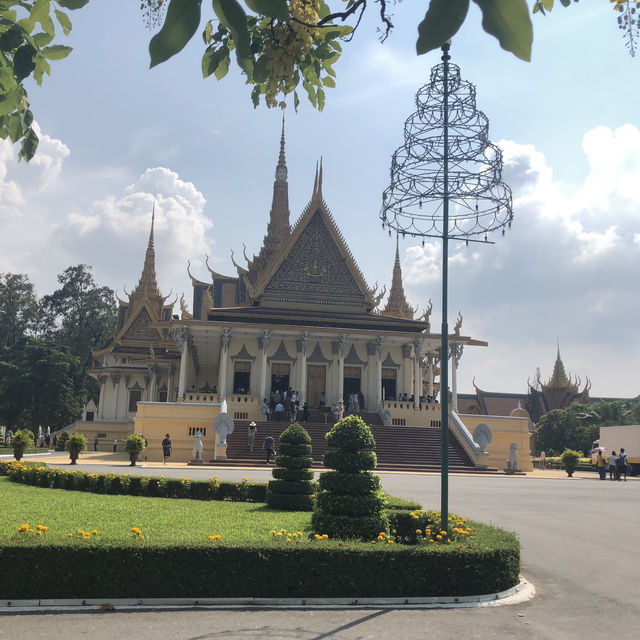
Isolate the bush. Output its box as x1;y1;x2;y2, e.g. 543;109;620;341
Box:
124;435;146;466
65;433;87;464
312;416;388;539
55;431;69;452
560;448;582;476
10;430;34;461
267;423;315;512
385;495;422;511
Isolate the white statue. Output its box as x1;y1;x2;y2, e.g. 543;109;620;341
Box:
473;423;492;453
192;431;204;460
213;412;234;445
508;442;519;470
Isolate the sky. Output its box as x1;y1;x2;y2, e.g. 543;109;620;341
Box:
1;2;639;398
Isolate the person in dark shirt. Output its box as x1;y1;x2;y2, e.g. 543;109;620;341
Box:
162;433;172;465
262;435;275;463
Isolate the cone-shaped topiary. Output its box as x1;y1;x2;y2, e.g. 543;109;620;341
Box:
266;423;315;511
312;415;388;540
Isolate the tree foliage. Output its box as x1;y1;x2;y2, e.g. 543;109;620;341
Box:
0;273;40;348
2;0;610;160
535;399;640;455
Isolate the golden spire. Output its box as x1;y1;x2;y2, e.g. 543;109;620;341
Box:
381;235;414;319
547;344;571;390
131;204;162;300
247;121;292;284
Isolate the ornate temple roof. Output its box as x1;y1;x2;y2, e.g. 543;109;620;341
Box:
542;346;577;393
130;207;162;302
381;236;415;320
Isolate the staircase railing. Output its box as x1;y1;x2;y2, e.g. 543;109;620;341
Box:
449;410;490;468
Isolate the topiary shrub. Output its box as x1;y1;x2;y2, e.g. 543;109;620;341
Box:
124;434;146;466
10;430;34;461
65;433;87;464
267;423;314;511
312;415;388;540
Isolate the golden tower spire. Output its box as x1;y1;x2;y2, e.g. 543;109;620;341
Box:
132;203;162;300
381;235;414;319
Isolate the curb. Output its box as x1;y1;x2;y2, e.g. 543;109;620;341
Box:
0;577;534;613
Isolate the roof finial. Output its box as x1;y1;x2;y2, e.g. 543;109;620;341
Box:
312;161;318;198
278;112;286;167
317;156;323;198
131;199;161;300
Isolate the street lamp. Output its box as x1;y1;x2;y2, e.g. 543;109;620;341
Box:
381;43;513;531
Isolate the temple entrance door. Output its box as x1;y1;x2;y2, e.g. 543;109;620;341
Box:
382;367;397;401
343;366;362;413
270;363;290;399
306;365;326;410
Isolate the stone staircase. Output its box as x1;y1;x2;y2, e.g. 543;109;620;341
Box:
220;413;497;474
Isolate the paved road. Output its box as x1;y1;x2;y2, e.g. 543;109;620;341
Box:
1;457;638;639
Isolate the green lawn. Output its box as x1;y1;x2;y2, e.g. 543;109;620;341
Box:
0;477;311;547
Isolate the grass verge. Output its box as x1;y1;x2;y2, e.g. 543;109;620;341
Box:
0;477;520;600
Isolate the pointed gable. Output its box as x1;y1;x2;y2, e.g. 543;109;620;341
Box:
119;306;162;342
253;204;373;313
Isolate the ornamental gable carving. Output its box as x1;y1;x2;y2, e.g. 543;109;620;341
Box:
261;211;367;309
122;308;158;342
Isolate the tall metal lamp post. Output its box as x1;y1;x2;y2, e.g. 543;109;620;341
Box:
380;43;513;531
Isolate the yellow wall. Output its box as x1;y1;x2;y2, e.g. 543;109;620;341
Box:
68;421;135;452
458;414;533;472
134;401;221;462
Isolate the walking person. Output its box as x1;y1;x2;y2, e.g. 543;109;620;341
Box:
262;434;275;463
608;451;618;480
93;435;99;451
595;450;608;480
617;448;628;481
248;421;257;451
112;437;118;452
162;433;172;465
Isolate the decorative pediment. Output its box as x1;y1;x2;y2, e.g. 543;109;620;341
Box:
252;206;373;312
307;342;331;363
268;339;296;363
120;307;161;342
382;353;400;368
345;344;367;366
230;345;256;362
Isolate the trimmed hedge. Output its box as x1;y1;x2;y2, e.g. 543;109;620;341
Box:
313;416;388;540
0;526;520;600
0;461;267;503
267;424;315;512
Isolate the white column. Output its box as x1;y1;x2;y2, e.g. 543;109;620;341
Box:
167;363;176;402
401;345;412;397
175;329;190;402
148;365;158;402
111;373;121;419
375;336;384;407
259;329;271;402
427;355;434;398
413;339;424;409
298;332;309;405
218;328;231;401
98;375;107;419
450;344;463;412
337;334;347;402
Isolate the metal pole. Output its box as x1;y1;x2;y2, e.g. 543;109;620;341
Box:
440;42;451;534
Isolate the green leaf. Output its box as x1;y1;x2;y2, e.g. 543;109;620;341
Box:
0;27;24;52
38;14;56;38
13;44;36;81
41;44;72;59
6;112;24;143
54;9;72;35
251;84;260;108
212;0;253;80
316;86;325;111
253;53;268;82
472;0;532;62
18;126;39;162
293;90;299;112
149;0;202;68
244;0;288;20
0;87;24;117
201;46;230;79
56;0;90;9
33;31;55;47
416;0;470;55
321;75;335;88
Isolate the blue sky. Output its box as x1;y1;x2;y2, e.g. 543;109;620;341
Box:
1;2;639;399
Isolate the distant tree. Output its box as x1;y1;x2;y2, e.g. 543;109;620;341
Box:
536;399;640;455
42;265;116;403
0;273;40;348
0;338;82;431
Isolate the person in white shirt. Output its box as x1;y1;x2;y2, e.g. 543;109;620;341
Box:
608;451;618;481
